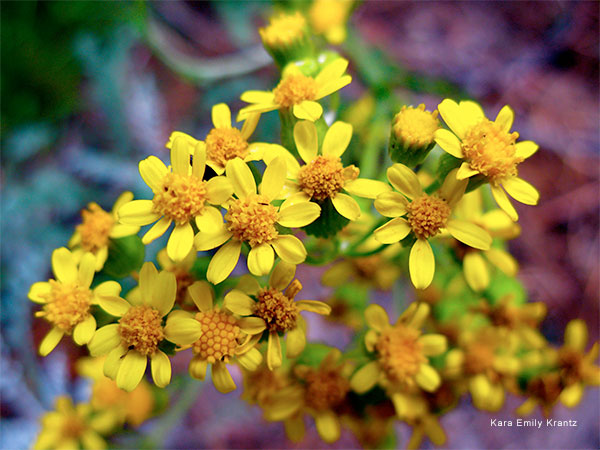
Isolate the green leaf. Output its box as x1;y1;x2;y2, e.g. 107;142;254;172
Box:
102;235;145;279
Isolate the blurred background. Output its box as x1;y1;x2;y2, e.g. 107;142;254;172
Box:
1;1;598;449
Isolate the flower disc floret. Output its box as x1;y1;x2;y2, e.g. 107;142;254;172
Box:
393;104;439;147
76;203;115;252
273;74;318;108
152;172;207;225
259;12;306;47
193;310;241;364
461;119;521;182
407;194;451;239
297;155;347;200
39;280;92;333
225;194;279;247
304;367;349;411
205;127;250;167
118;305;164;356
376;325;427;384
255;284;300;332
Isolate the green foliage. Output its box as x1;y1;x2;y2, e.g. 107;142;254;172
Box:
103;236;145;279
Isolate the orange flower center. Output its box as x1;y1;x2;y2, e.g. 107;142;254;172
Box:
118;305;164;356
376;325;426;384
297;155;355;201
304;366;349;411
464;342;496;376
152;172;207;225
558;348;584;385
225;194;279;247
259;12;306;47
60;414;86;440
392;104;439;147
38;280;92;332
255;282;301;332
273;74;318;107
76;203;114;252
461;120;522;182
407;194;451;239
205;127;249;167
193;310;241;364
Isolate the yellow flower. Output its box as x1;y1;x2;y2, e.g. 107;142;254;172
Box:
76;356;155;427
33;396;115;450
28;248;121;356
223;260;331;369
194;157;321;284
117;138;233;262
451;189;520;291
374;164;492;289
389;104;440;165
68;192;140;271
259;11;308;49
164;280;263;393
434;99;540;220
87;262;188;391
350;303;447;397
238;58;352;122
392;392;446;450
309;0;352;44
166;103;263;175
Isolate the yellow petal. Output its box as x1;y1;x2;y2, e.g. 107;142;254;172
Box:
456;161;479;180
269;260;296;291
78;252;96;287
73;315;96;345
240;112;260;140
463;251;490;291
81;430;106;450
315;410;341;443
315;57;348;85
418;334;447;356
167;223;195;262
387;164;422;199
194;206;223;233
446;219;492;250
224;290;255;315
116;351;147;392
142;217;172;244
365;304;390;332
164;315;202;345
139;261;158;304
88;324;120;357
236;347;263;371
564;319;587;351
490;184;518;221
350;361;380;393
237;103;279;121
206;239;242;284
344;178;391;199
515;140;538;159
139;156;168;192
560;383;583;408
458;100;486;129
296;300;331;315
118;200;161;226
189;356;208;380
151;270;176;316
434;128;464;158
516;398;538;416
286;326;306;358
438;168;468;206
415;364;441;392
293;120;318;164
226;158;256;198
271;235;307;264
150;350;171;388
52;247;77;284
212;362;236;393
502;176;539;205
211;103;231;129
260;156;286;201
322;121;352;158
247;243;275;276
374;191;408;217
278;202;321;227
409;239;435;290
316;75;352;99
240;90;275;104
104;346;127;379
192;142;207;180
374;217;411;244
495;105;514;133
238;317;267;335
284;414;305;442
206;176;234;205
331;192;361;220
188;280;214;312
170;138;190;175
28;282;52;304
484;248;518;276
437;99;467;139
98;296;131;317
194;228;232;251
293;101;323;121
39;328;64;356
267;331;282;370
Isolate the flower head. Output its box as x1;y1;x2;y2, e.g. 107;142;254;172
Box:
117;138;233;262
259;11;312;64
389;104;440;166
309;0;352;44
238;58;352;122
434;99;540;220
374;164;491;289
194;157;321;284
29;248;121;356
224;260;331;369
69;192;140;271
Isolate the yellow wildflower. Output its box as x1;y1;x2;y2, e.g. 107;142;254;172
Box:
389;104;440;165
223;260;331;369
164;280;263;393
28;248;121;356
259;11;308;49
309;0;352;44
117;138;233;262
434;99;540;220
69;192;140;271
374;164;492;289
194;157;321;284
238;58;352;122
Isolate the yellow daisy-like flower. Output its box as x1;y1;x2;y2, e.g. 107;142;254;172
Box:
87;262;189;392
223;260;331;370
166;103;263;175
117;138;233;262
259;11;307;49
28;247;121;356
279;120;390;221
194;157;321;284
309;0;352;44
350;303;447;399
68;192;140;271
434;99;540;221
374;164;492;289
238;58;352;122
33;396;116;450
164;280;263;393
